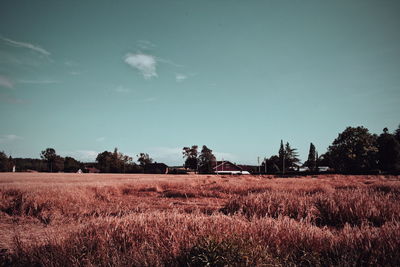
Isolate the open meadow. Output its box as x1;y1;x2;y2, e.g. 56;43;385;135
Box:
1;173;400;266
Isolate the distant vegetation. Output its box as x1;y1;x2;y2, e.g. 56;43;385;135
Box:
1;124;400;174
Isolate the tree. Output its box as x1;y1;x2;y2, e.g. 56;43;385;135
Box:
0;151;11;172
285;142;300;169
64;156;81;173
262;155;280;174
327;126;378;173
182;145;198;170
198;145;216;174
304;143;317;171
377;128;400;173
40;148;58;172
137;153;153;166
395;124;400;144
96;148;135;173
278;140;285;173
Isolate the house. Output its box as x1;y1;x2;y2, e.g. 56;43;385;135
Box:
85;167;100;173
213;161;251;175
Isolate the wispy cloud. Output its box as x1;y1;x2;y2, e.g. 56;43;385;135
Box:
0;75;14;88
18;79;60;84
136;40;156;50
124;53;157;80
0;36;50;56
96;137;105;142
158;57;184;68
69;71;82;76
69;150;98;162
0;134;23;143
114;85;132;93
175;73;187;82
0;93;26;104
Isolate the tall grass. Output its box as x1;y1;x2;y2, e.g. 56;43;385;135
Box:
0;173;399;266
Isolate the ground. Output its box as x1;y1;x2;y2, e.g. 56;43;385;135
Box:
0;173;399;266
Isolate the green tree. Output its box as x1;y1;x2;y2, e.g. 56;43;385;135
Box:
137;153;153;166
40;148;58;172
327;126;378;173
395;124;400;143
182;145;198;170
377;128;400;173
96;148;134;173
64;156;81;173
0;151;11;172
278;140;285;173
285;142;300;169
198;145;216;174
305;143;317;171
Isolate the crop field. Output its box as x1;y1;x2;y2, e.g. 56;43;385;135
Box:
1;173;400;266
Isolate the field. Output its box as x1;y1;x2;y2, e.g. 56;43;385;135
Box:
1;173;400;266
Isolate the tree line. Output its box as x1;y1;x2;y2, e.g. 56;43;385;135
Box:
1;124;399;174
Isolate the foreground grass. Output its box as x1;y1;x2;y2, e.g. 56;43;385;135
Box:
0;173;399;266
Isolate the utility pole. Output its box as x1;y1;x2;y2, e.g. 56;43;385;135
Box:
257;156;260;174
264;157;267;174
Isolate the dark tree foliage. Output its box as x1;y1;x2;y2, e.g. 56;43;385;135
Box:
198;145;216;174
64;156;81;173
137;153;153;166
40;148;57;172
377;128;400;173
96;148;135;173
304;143;317;171
395;124;400;144
262;155;280;174
327;126;378;173
285;142;300;169
0;151;11;172
182;145;198;170
278;140;285;173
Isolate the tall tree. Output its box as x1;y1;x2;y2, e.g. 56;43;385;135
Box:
305;143;317;171
40;148;58;172
137;153;153;166
0;151;11;172
278;140;285;173
285;142;300;170
198;145;216;174
96;148;135;173
327;126;378;173
394;124;400;144
64;156;81;173
377;128;400;173
182;145;198;170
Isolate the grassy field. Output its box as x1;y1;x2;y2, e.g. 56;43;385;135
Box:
1;173;400;266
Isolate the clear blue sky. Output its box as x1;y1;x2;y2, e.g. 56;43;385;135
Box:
1;0;399;165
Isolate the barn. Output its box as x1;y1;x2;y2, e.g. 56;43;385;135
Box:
213;161;250;175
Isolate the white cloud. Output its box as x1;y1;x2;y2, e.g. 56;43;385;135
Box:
96;137;105;142
75;150;98;162
148;147;182;165
124;53;157;80
0;134;22;143
0;75;14;88
0;37;50;56
175;73;187;82
69;71;82;75
114;85;132;93
18;79;60;84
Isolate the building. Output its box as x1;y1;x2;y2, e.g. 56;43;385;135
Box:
213;161;251;175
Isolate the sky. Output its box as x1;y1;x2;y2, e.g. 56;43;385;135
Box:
0;0;399;165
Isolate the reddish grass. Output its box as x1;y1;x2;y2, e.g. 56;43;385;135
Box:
0;173;399;266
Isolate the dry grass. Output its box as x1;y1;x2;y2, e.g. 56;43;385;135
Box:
0;173;399;266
